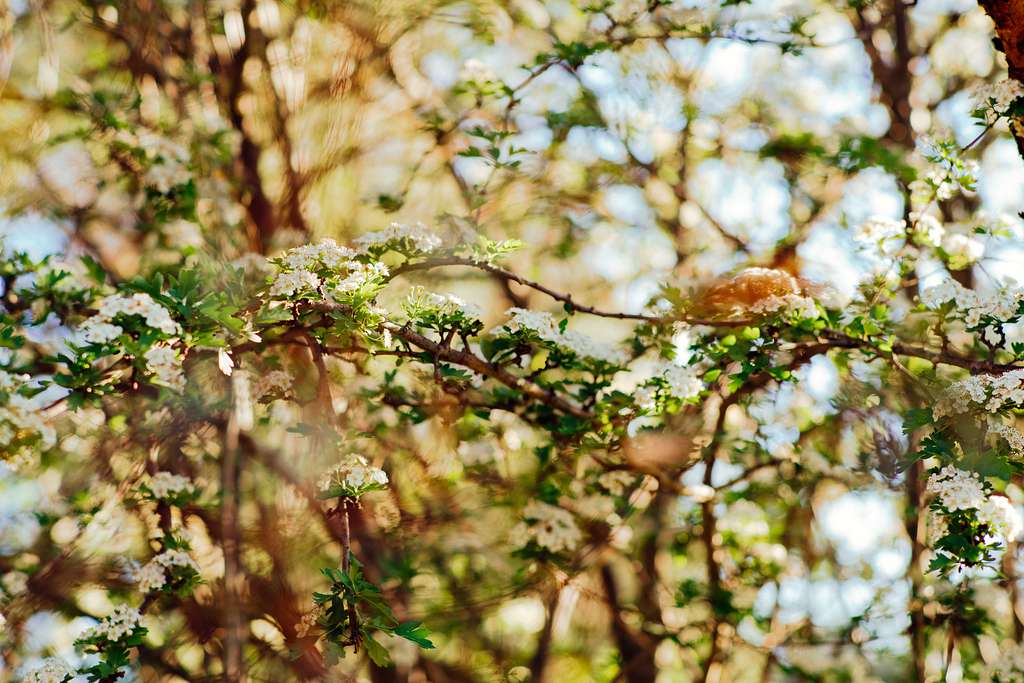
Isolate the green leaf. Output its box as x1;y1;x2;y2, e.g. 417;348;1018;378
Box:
903;408;933;434
80;254;107;284
394;621;435;649
363;631;393;666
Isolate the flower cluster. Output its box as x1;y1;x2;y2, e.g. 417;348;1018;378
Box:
909;212;944;247
32;258;93;295
78;604;144;644
921;277;1021;328
989;420;1024;457
22;657;76;683
971;78;1024;124
926;465;1022;556
280;239;356;271
133;549;201;593
915;137;979;200
141;471;195;502
269;239;390;302
459;58;498;85
317;454;389;498
933;370;1024;418
269;269;321;298
927;511;949;545
353;222;444;257
457;58;503;96
634;360;704;412
747;293;818;320
927;465;986;511
404;286;483;332
0;378;57;467
941;232;986;270
78;292;181;344
853;216;905;256
143;344;186;392
511;500;583;553
978;496;1023;541
115;128;192;193
494;308;627;365
332;261;390;296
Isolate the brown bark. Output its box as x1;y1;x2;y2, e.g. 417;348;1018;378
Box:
979;1;1024;80
978;1;1024;156
905;458;926;682
599;564;658;683
854;0;915;149
220;0;277;254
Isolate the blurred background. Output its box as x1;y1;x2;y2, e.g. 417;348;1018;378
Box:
2;0;1024;681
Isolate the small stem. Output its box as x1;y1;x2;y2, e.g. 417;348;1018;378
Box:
339;498;352;575
337;497;361;651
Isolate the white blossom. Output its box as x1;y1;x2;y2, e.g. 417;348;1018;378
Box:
942;232;985;269
79;604;143;643
78;318;124;344
635;359;704;411
280;239;356;271
353;222;443;255
909;212;945;247
145;471;195;500
748;293;818;320
927;511;949;545
333;261;389;294
718;499;770;538
511;500;582;553
971;78;1024;123
132;549;201;593
933;369;1024;418
853;216;905;255
921;277;1021;328
317;454;388;496
457;438;496;465
0;373;57;466
655;361;703;399
926;465;986;511
128;129;193;192
269;268;320;297
22;657;76;683
978;496;1023;541
989;421;1024;460
494;308;627;364
459;58;498;84
143;344;186;391
90;292;181;336
405;287;482;321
